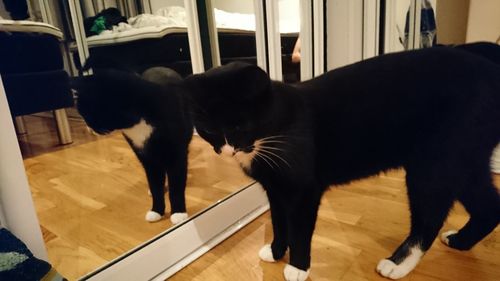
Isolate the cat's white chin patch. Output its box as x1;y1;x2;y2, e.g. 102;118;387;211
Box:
376;246;423;279
145;211;163;222
284;264;310;281
170;212;188;224
258;244;276;262
440;230;458;245
234;150;257;172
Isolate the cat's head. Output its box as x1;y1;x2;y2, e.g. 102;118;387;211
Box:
186;62;278;167
71;69;149;134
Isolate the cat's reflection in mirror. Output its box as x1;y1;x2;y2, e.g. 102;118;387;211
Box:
72;66;192;224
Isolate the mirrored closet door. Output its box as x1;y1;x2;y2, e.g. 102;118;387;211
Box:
7;0;482;280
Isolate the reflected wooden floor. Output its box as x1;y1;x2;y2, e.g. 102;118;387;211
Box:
21;115;252;280
171;170;500;281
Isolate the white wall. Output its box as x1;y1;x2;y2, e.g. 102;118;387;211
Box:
147;0;184;14
214;0;253;13
278;0;299;32
466;0;500;43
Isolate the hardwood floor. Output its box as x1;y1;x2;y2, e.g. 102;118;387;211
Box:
171;170;500;281
19;114;499;281
21;115;252;280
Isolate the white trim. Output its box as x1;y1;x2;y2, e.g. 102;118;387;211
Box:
413;0;422;49
383;0;397;53
0;20;63;38
362;0;380;59
206;0;221;67
299;0;313;80
185;0;205;73
152;184;269;280
265;0;283;81
0;76;48;261
38;0;53;25
312;0;325;76
408;0;415;49
253;0;267;72
68;0;91;72
80;182;269;280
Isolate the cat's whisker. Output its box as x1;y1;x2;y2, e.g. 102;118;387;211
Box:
257;148;292;169
259;135;290;141
259;134;307;141
257;140;289;145
258;145;286;152
255;151;280;170
253;152;277;171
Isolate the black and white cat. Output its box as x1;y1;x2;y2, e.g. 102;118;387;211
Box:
73;67;193;224
185;43;500;280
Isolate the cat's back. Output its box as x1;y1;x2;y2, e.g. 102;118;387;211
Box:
302;45;499;102
299;45;500;123
296;46;500;183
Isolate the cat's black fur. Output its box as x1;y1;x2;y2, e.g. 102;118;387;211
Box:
72;67;193;222
185;43;500;278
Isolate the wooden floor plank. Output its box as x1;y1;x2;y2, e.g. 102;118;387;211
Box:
171;170;500;281
21;116;252;280
19;115;499;280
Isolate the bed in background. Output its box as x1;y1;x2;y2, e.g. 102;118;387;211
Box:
70;2;300;81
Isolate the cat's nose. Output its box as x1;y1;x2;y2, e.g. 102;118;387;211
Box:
220;144;236;157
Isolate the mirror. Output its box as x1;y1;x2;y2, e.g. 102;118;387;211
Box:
1;0;257;279
2;0;498;280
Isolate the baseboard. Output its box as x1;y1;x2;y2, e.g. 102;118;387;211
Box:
79;182;269;281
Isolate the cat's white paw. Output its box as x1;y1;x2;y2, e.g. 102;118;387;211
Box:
258;244;276;262
440;230;458;245
170;212;188;224
284;264;309;281
376;258;415;279
145;211;163;222
376;246;423;279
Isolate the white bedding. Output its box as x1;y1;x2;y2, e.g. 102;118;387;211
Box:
86;6;298;47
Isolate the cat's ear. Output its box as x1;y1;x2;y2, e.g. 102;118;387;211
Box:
231;63;271;101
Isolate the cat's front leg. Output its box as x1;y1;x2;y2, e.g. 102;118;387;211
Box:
283;191;322;281
259;192;288;262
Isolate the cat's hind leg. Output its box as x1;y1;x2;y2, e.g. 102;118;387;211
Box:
377;164;455;279
144;164;167;222
166;150;188;224
441;164;500;250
